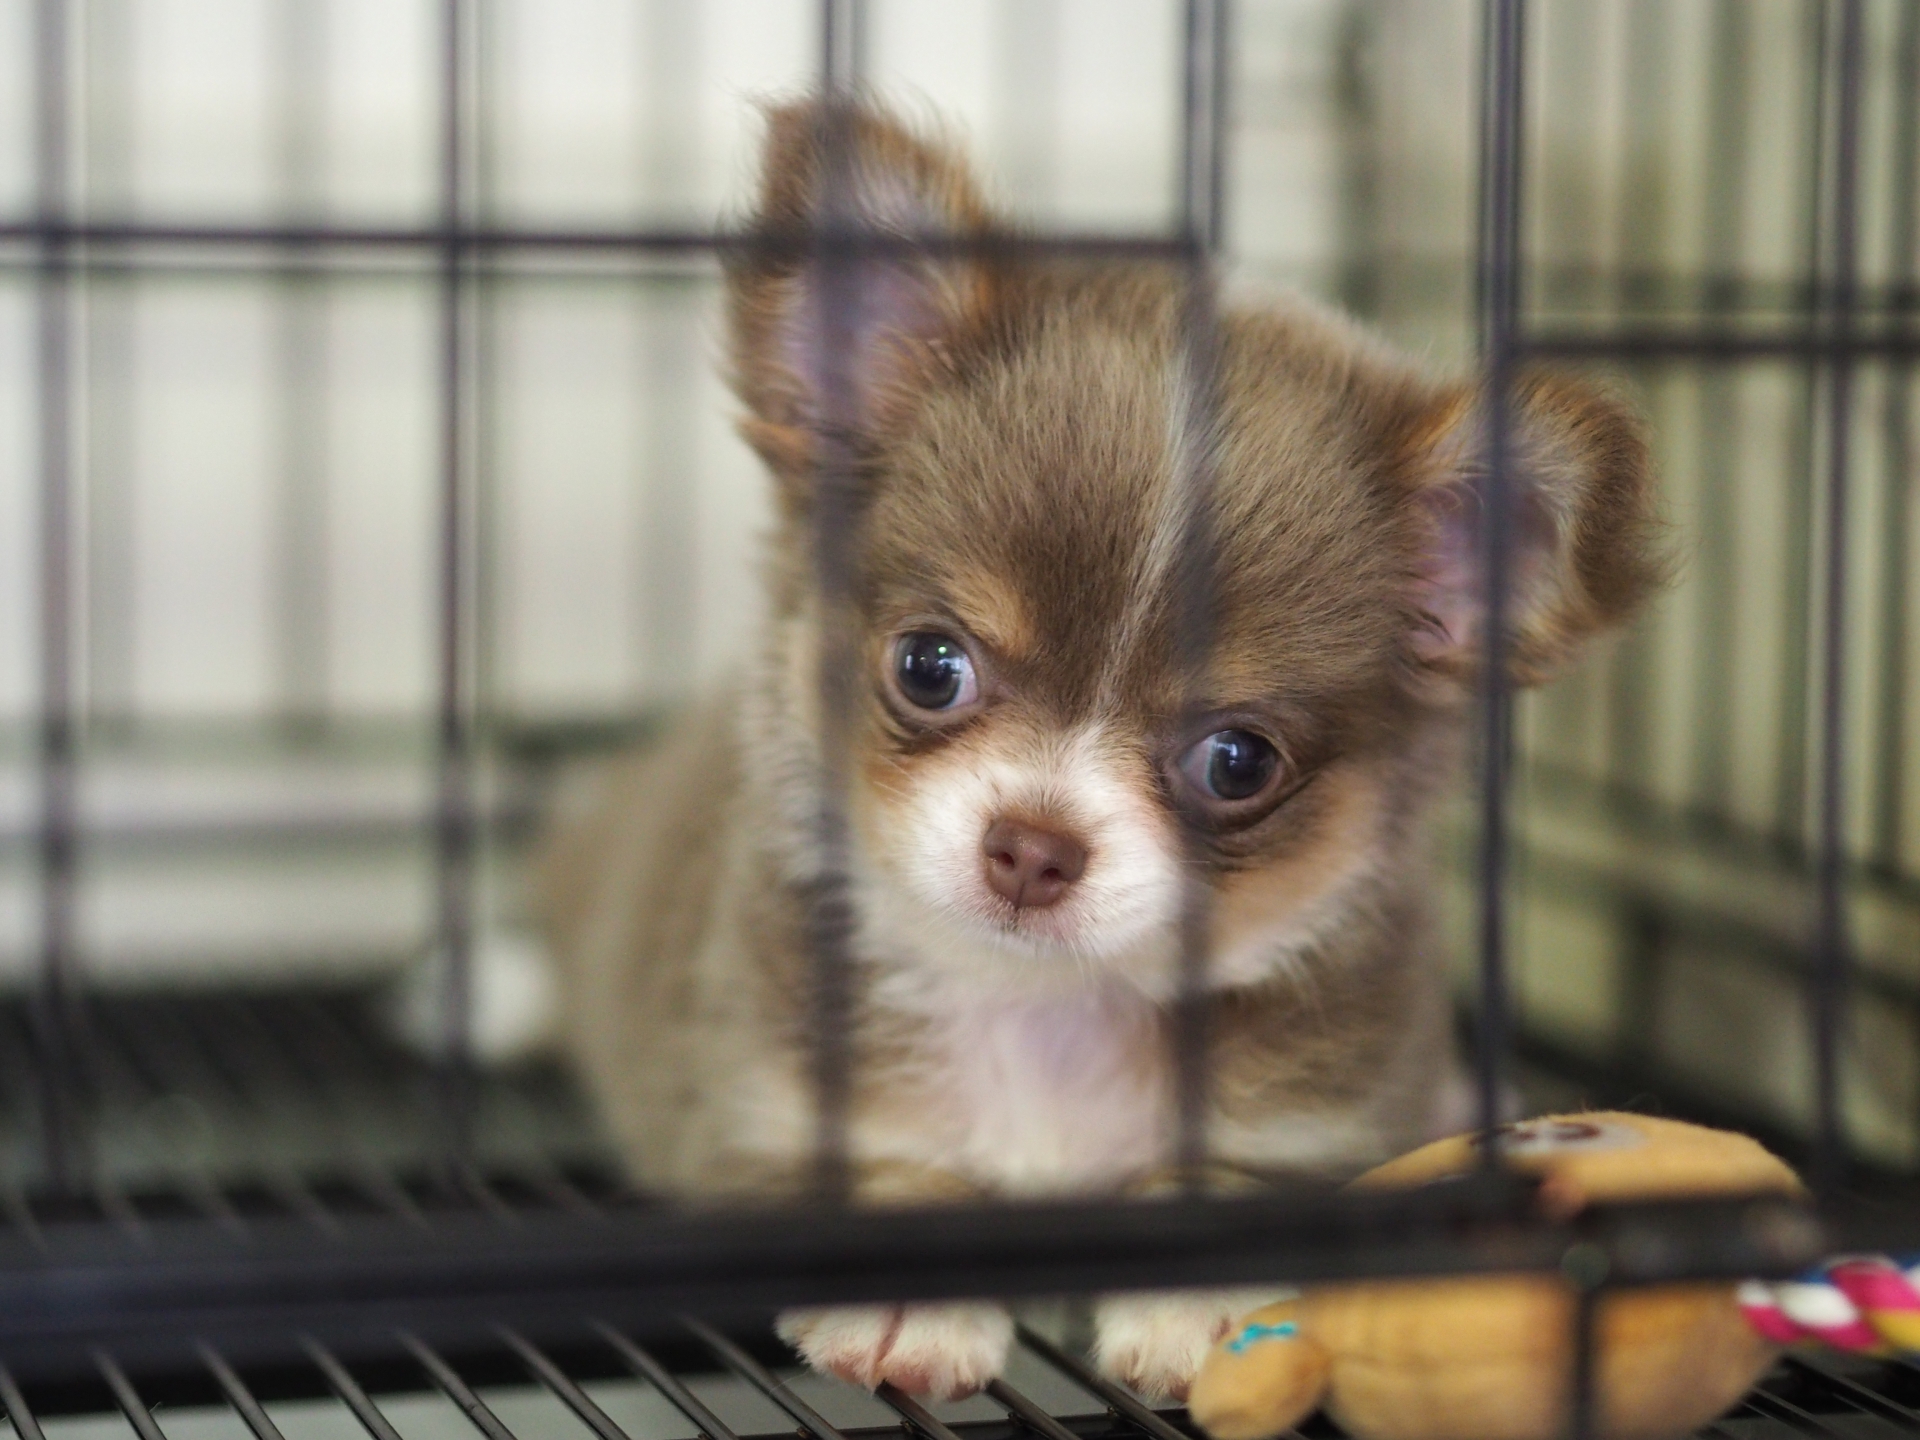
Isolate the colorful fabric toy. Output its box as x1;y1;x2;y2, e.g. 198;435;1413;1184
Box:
1738;1254;1920;1354
1188;1113;1809;1440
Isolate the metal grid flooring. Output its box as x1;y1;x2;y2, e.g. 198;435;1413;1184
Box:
0;988;1917;1440
8;1312;1920;1440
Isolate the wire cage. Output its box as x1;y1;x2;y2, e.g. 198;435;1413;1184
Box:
1;2;1918;1440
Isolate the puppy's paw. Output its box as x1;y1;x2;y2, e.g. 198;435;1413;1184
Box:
1092;1289;1280;1401
777;1302;1012;1400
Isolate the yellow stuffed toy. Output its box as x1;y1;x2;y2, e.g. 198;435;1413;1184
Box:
1187;1113;1803;1440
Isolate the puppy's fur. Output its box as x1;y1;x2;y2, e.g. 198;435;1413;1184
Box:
538;101;1664;1402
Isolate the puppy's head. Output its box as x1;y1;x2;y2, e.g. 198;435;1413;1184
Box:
728;101;1666;997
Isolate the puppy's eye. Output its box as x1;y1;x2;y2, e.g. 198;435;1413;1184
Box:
1179;729;1280;802
892;632;979;711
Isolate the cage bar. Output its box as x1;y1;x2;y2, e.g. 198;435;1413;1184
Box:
685;1318;850;1440
873;1383;965;1440
498;1328;636;1440
0;1366;46;1440
434;0;481;1162
986;1379;1083;1440
591;1322;744;1440
303;1338;410;1440
1875;2;1920;873
0;5;1913;1437
95;1350;170;1440
1810;0;1865;1197
30;0;78;1199
1167;0;1230;1184
199;1343;290;1440
1687;0;1753;819
404;1331;519;1440
1473;0;1525;1146
271;0;332;736
798;0;872;1203
1775;0;1830;865
1012;1326;1189;1440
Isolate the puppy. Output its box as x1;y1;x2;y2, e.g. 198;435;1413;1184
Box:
537;99;1664;1403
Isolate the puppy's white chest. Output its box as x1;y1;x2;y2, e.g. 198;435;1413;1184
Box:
921;988;1169;1194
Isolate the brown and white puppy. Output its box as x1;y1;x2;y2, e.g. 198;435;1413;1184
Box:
538;100;1664;1404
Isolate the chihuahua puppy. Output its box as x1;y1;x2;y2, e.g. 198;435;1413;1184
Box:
538;99;1663;1403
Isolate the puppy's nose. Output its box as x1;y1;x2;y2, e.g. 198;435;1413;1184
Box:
982;818;1087;909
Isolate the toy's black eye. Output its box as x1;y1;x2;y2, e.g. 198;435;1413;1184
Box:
1179;729;1280;802
892;632;979;711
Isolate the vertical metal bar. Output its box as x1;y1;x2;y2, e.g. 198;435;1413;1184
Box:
1690;0;1751;817
469;0;502;804
1874;1;1919;871
1602;2;1667;796
1331;1;1382;319
802;0;868;1202
1169;0;1229;1185
1180;0;1229;256
1777;0;1831;848
1565;1287;1599;1440
1810;0;1865;1196
822;0;867;91
1473;0;1525;1144
435;0;477;1162
273;0;330;737
32;0;78;1197
80;0;136;733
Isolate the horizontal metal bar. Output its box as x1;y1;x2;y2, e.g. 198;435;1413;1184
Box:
0;252;724;284
0;805;539;857
1519;327;1920;360
0;220;1196;261
0;1182;1856;1384
1523;758;1920;913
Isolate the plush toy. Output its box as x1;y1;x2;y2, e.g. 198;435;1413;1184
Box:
1739;1253;1920;1352
1188;1113;1805;1440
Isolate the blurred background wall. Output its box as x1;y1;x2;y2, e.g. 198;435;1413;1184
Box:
0;0;1914;1166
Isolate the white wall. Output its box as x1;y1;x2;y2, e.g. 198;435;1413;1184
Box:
0;0;1361;731
0;0;1365;976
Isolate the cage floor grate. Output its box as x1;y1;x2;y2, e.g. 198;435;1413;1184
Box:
0;988;1913;1438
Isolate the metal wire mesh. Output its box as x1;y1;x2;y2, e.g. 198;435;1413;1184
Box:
1;1;1918;1437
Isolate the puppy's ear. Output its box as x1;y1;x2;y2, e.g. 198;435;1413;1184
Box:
1397;371;1669;689
727;99;1001;498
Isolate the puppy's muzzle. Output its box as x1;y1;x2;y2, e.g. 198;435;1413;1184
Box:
982;817;1087;909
